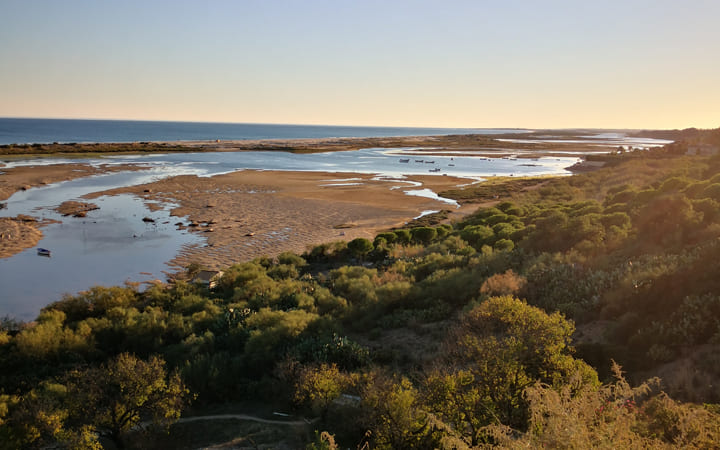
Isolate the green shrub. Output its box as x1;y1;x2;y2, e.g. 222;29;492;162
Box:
411;227;438;245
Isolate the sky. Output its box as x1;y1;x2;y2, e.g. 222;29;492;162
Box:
1;0;718;129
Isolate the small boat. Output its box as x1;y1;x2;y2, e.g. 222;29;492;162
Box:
448;163;455;166
425;160;435;164
429;168;441;173
415;159;424;163
37;248;51;257
399;158;410;163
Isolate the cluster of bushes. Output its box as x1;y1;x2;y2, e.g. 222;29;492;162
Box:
4;139;720;447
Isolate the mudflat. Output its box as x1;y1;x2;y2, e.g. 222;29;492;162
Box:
85;170;477;270
1;158;478;268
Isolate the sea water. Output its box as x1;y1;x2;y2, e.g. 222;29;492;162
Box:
0;118;525;145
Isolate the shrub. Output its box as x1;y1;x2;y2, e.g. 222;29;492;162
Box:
277;252;307;267
493;239;515;252
347;238;374;259
479;270;526;297
460;225;493;249
394;229;412;245
411;227;438;245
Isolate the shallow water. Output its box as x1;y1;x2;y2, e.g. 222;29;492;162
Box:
0;193;201;320
2;147;578;178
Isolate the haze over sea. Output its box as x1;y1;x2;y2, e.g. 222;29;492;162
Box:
0;118;524;145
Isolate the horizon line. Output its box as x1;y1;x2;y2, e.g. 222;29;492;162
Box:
1;116;710;132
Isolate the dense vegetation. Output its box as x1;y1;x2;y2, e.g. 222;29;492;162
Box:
3;132;720;448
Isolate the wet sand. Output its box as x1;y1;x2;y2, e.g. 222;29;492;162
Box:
0;162;146;201
86;170;477;270
0;216;47;258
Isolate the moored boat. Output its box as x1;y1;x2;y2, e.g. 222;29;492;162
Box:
37;248;51;257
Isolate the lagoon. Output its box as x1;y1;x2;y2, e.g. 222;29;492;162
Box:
0;147;581;320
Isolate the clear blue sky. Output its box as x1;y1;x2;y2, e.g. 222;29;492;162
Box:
1;0;718;129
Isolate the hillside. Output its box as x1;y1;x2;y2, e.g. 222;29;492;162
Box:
3;138;720;448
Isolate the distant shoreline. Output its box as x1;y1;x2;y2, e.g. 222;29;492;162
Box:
0;131;665;158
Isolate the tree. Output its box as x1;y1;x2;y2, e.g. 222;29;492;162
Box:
411;227;437;245
0;382;102;450
294;363;350;422
360;371;429;449
64;353;191;447
485;363;720;448
393;229;412;245
424;297;597;444
347;238;374;260
460;224;494;249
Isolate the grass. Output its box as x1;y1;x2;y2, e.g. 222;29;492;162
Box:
440;176;552;203
403;209;451;227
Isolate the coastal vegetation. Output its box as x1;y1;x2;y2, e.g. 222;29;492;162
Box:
2;130;720;448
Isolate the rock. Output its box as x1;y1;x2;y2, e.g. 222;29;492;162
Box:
56;201;99;216
17;214;37;222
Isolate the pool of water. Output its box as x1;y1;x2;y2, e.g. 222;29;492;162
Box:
0;192;201;321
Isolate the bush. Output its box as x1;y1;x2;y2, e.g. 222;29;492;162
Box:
411;227;437;245
394;229;412;245
493;239;515;252
277;252;307;267
479;270;526;297
460;225;493;249
347;238;374;259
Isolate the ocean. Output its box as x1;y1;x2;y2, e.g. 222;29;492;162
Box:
0;118;524;145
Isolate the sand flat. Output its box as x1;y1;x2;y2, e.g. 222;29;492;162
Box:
86;170;476;270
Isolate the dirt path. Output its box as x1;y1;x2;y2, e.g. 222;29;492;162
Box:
175;413;312;426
